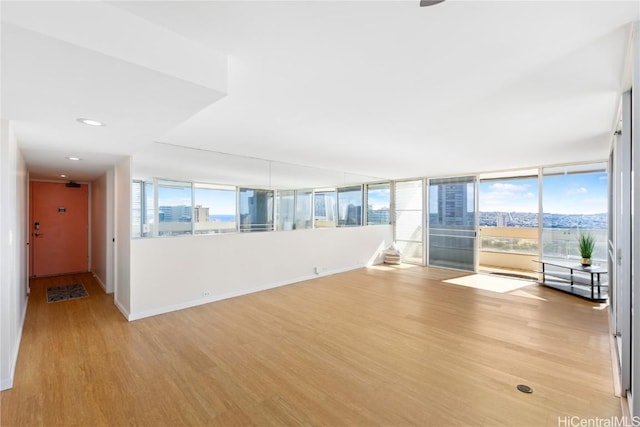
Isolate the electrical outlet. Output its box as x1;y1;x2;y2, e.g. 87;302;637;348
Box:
203;291;211;297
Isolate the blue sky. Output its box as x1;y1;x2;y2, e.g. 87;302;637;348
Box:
479;178;538;213
157;186;236;215
367;187;390;210
541;172;607;215
156;172;607;217
479;172;607;215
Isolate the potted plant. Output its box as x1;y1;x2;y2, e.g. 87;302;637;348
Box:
578;231;596;266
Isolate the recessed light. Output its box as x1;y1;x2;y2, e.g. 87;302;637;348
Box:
65;157;82;161
60;174;67;178
76;118;105;127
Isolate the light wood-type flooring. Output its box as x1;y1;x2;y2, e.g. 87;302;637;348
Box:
1;265;622;426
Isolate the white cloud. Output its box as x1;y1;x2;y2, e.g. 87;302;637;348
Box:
566;187;588;195
490;183;530;193
480;182;537;212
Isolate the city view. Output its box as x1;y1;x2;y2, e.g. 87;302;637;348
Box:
134;170;608;263
479;170;608;262
479;211;607;229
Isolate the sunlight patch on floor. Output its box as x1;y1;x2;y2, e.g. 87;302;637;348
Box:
443;273;535;294
509;289;547;301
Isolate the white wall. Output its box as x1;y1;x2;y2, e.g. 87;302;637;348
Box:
129;226;392;320
114;158;131;317
91;170;114;293
0;120;29;390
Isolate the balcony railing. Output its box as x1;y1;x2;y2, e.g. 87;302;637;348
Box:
541;228;607;262
479;227;607;272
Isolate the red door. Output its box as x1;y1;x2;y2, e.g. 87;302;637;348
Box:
30;181;89;277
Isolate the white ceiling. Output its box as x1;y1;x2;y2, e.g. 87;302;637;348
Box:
2;1;638;187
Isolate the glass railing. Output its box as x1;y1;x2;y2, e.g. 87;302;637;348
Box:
541;228;607;262
480;236;538;254
479;227;607;263
479;227;538;255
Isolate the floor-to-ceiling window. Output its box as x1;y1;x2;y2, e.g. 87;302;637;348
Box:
478;171;539;274
541;163;608;263
428;176;476;271
394;180;423;264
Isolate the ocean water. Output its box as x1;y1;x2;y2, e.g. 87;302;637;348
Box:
209;215;236;222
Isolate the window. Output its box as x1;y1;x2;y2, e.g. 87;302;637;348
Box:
542;163;608;261
478;176;538;255
131;180;154;238
366;183;390;225
428;177;476;271
193;183;237;234
294;189;313;230
239;188;274;232
157;180;192;236
394;180;423;264
132;181;142;238
337;186;362;227
144;181;154;237
314;189;337;228
276;190;295;231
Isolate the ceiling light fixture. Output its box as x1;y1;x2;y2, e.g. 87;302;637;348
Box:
60;174;67;178
76;118;105;127
65;156;82;161
420;0;446;6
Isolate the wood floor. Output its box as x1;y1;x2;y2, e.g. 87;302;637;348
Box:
1;266;621;426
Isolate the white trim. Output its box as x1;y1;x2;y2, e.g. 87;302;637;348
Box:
114;298;131;321
0;296;28;391
92;271;107;293
128;264;364;321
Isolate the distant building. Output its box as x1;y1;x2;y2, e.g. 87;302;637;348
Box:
314;193;336;221
437;183;472;226
194;205;210;223
368;207;390;225
159;205;191;222
345;204;362;226
496;212;510;227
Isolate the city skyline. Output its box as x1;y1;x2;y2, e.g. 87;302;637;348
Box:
153;171;607;221
480;172;607;215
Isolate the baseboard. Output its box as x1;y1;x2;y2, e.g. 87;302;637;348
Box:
92;271;107;293
128;263;364;321
0;295;29;391
114;298;131;321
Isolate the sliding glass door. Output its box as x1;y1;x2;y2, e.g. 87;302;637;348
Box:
428;176;477;271
610;91;632;396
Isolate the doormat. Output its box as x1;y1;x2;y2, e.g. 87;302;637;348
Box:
46;283;89;303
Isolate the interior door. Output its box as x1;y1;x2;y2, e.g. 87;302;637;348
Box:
427;176;477;271
30;181;89;277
